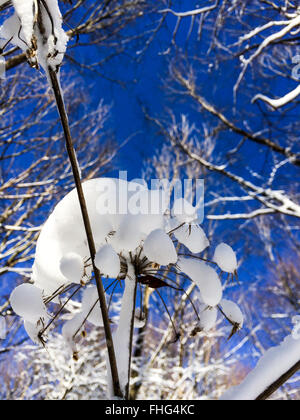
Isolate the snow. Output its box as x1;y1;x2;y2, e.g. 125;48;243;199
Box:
81;286;103;327
221;330;300;400
220;299;244;327
213;243;237;273
62;286;104;352
134;309;146;329
292;316;300;340
113;263;137;395
24;320;43;345
95;244;120;279
198;306;218;332
31;178;153;295
8;176;240;381
174;223;209;254
143;229;178;266
59;252;84;284
0;0;68;72
178;258;222;306
0;316;6;340
12;0;35;46
10;283;48;325
62;312;86;353
0;13;26;52
109;214;144;253
29;178;217;297
172;198;198;224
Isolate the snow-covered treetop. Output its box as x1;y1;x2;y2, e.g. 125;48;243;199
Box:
0;0;68;72
9;178;242;357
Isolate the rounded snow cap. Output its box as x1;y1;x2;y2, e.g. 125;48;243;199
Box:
10;283;48;324
213;243;237;273
144;229;178;266
60;252;84;284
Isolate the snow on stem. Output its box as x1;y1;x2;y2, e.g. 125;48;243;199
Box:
47;66;122;399
256;360;300;400
221;329;300;400
113;262;138;399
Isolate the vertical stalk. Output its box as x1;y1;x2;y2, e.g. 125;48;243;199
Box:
113;262;138;399
48;67;122;399
130;286;152;400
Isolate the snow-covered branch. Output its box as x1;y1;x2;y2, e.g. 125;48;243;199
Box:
221;318;300;400
149;113;300;221
234;12;300;95
252;83;300;109
174;70;300;166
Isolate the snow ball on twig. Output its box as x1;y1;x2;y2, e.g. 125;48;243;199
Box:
178;258;223;307
213;243;238;273
220;299;244;328
59;252;84;284
174;223;209;254
144;228;178;266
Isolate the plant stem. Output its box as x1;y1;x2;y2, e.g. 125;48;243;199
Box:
48;67;122;399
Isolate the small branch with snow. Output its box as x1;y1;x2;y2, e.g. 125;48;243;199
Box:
159;1;219;18
112;262;137;399
0;0;123;399
234;14;300;96
252;84;300;109
173;70;300;167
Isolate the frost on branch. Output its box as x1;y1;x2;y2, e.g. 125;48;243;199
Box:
178;257;222;307
174;224;209;254
9;177;242;393
0;0;68;72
